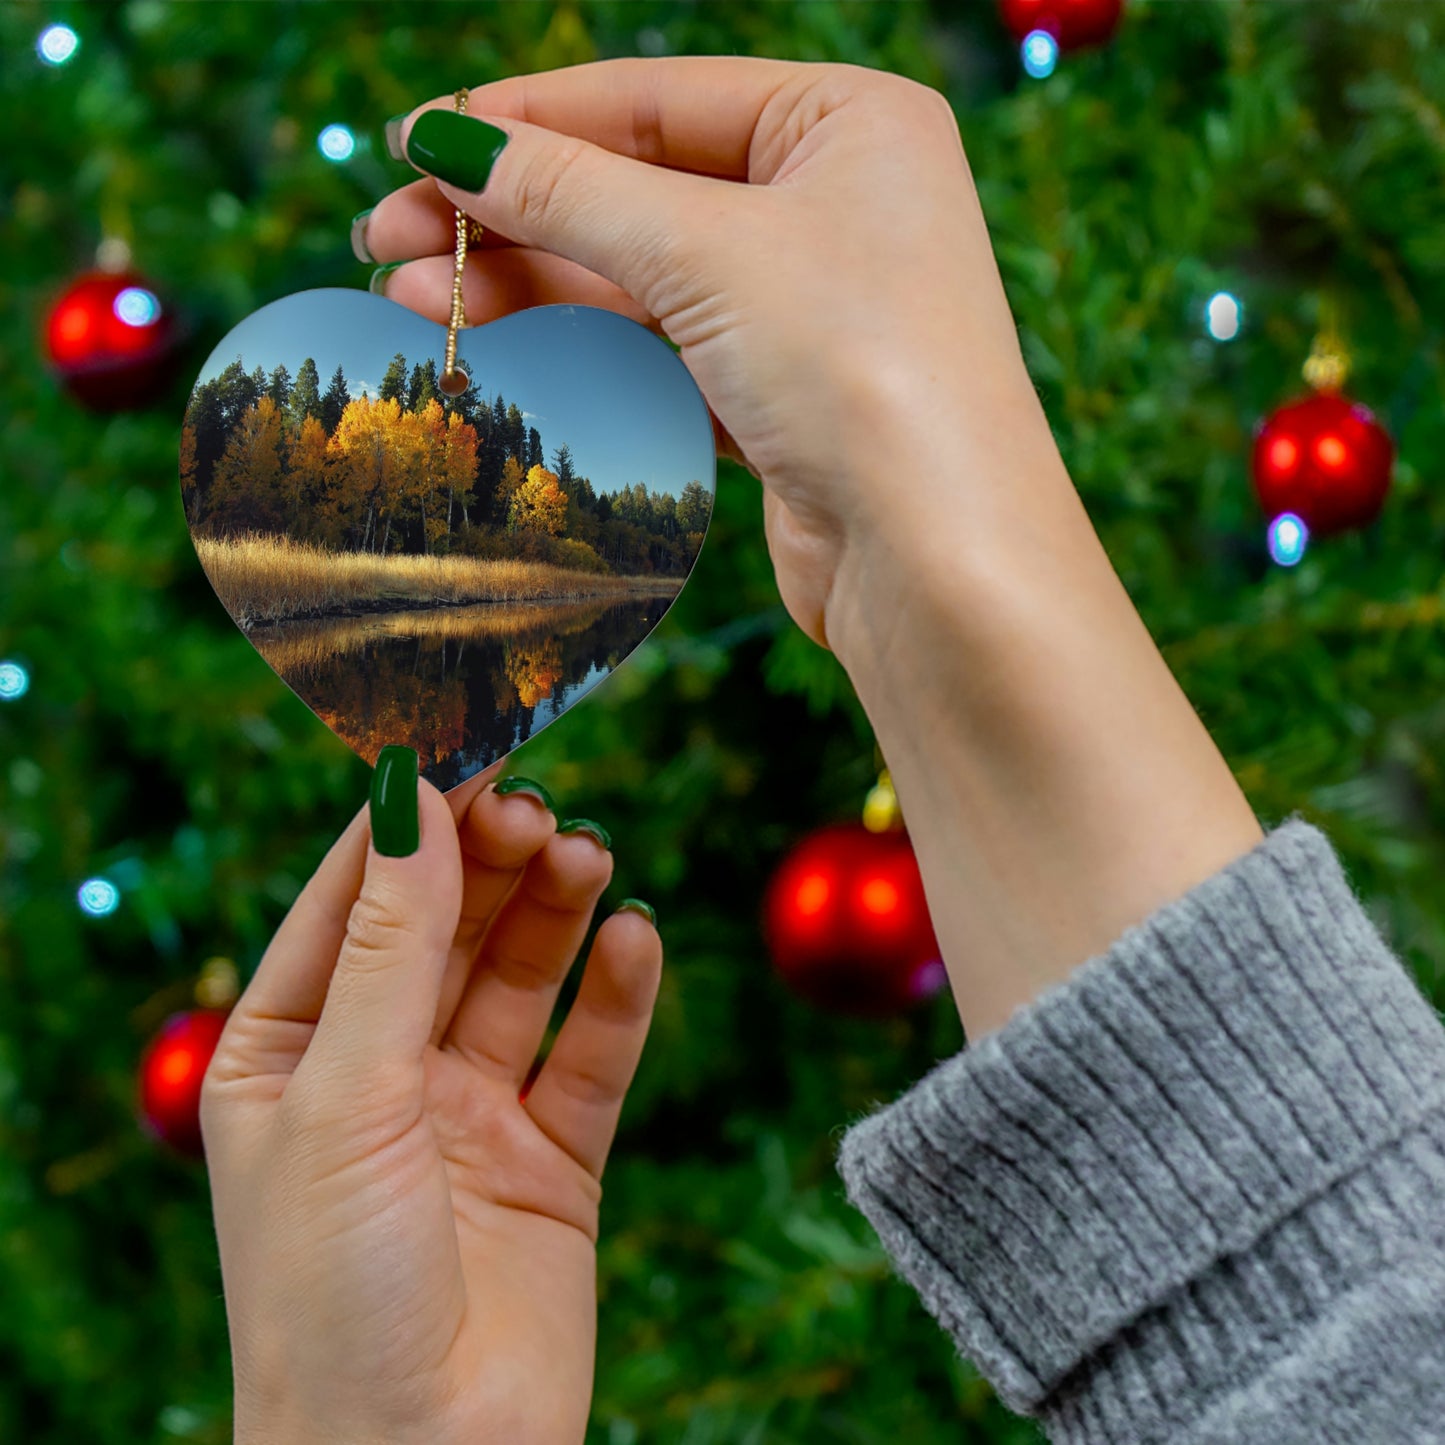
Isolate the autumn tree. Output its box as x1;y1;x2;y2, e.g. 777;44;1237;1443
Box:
207;396;288;534
285;414;332;525
178;423;198;523
509;464;567;537
326;395;406;551
495;454;526;520
442;410;479;541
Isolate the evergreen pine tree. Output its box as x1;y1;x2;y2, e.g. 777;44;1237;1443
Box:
320;364;351;434
290;356;322;428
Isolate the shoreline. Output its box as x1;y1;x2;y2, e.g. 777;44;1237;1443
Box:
240;582;683;631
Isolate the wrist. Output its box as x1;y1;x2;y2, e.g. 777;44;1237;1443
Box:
822;401;1262;1039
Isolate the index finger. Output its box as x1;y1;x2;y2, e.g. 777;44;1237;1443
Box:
401;54;815;182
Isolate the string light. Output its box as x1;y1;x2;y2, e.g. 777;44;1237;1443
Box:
37;24;79;66
77;878;121;917
318;124;356;162
0;661;29;701
1022;30;1060;79
113;287;162;328
1205;291;1243;341
1268;512;1309;568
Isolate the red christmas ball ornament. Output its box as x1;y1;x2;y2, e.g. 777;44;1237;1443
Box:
1251;391;1394;539
998;0;1124;50
137;1009;230;1157
763;822;946;1017
44;269;182;410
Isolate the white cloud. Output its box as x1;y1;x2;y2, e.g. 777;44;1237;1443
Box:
521;410;548;421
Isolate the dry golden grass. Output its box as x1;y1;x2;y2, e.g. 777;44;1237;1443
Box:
195;532;681;625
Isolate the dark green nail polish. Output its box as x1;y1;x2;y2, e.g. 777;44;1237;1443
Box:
405;110;510;192
370;746;419;857
617;898;656;926
494;775;556;812
558;818;612;851
384;113;408;162
369;261;404;297
350;208;375;264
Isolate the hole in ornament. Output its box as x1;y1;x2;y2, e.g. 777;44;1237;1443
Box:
439;366;469;397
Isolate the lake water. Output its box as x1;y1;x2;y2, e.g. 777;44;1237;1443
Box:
248;591;678;789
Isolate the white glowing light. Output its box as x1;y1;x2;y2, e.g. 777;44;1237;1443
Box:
78;878;121;917
318;124;356;162
1206;291;1243;341
38;24;79;65
1022;30;1059;79
114;287;161;327
1268;512;1308;567
0;661;29;700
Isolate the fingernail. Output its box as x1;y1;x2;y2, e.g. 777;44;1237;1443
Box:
493;775;555;812
616;898;656;926
350;208;375;264
370;746;419;857
384;113;409;162
405;110;510;192
369;261;404;297
558;818;612;851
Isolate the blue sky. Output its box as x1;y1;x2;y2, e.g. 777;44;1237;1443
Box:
195;288;715;497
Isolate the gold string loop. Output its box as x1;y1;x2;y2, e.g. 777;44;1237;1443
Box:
440;87;480;397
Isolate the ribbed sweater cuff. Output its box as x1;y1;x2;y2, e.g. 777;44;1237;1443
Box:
835;815;1445;1432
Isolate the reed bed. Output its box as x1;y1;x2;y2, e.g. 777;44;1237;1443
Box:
195;532;681;626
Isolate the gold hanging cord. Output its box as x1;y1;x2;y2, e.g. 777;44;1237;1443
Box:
1302;292;1350;394
440;88;486;396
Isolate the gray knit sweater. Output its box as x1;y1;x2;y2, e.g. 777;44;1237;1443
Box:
835;815;1445;1443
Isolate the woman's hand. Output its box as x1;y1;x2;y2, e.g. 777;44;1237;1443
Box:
361;57;1068;659
201;758;662;1445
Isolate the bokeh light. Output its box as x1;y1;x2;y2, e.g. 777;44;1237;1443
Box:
77;878;121;917
1268;512;1309;567
1205;291;1242;341
0;661;29;701
1022;30;1059;79
318;124;356;162
113;287;161;328
37;24;79;66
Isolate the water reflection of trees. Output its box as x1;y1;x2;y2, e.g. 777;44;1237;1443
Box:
250;594;674;787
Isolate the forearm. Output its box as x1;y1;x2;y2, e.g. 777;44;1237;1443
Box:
826;388;1263;1040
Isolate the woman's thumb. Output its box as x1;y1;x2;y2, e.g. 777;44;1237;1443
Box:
394;105;725;315
303;747;463;1085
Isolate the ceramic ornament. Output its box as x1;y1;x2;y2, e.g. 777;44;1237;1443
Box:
179;289;715;790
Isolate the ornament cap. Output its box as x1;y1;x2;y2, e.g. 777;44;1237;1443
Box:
863;767;902;832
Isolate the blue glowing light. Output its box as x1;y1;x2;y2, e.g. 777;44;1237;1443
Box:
78;878;121;917
1206;291;1243;341
114;287;161;328
1022;30;1059;79
0;661;28;701
1268;512;1309;568
318;124;356;162
38;24;79;65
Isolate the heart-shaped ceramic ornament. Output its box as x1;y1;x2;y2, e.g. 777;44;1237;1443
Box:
180;289;715;790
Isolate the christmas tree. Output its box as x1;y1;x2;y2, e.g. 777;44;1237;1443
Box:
2;3;1443;1442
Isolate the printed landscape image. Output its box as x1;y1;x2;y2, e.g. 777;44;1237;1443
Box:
182;293;715;787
